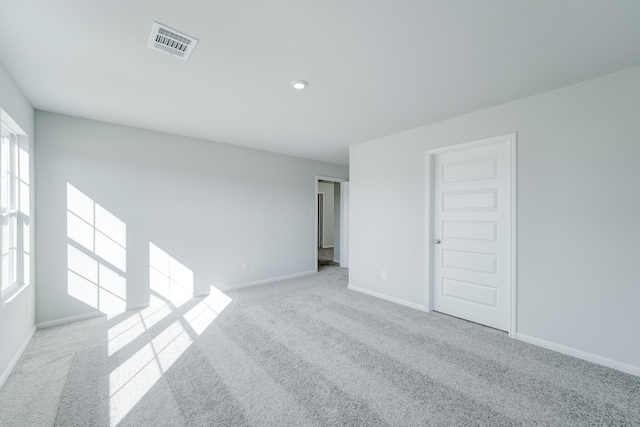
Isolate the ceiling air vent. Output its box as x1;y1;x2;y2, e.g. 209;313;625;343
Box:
148;22;198;61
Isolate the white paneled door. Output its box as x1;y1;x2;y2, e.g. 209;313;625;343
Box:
432;136;515;332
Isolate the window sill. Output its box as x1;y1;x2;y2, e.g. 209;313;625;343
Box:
1;282;28;305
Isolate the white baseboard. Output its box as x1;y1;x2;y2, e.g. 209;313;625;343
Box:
126;302;149;311
36;311;105;330
0;325;36;390
322;245;334;249
223;270;316;291
515;333;640;377
193;291;210;298
347;284;427;312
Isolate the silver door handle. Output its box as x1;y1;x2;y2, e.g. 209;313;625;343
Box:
434;239;441;244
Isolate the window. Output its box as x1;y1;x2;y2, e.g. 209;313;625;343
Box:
1;124;18;293
0;112;29;298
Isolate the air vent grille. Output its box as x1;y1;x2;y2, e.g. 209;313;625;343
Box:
148;22;198;61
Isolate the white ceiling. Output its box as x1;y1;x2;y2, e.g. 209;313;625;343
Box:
1;1;639;166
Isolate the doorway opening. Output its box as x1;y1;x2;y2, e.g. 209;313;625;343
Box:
318;180;337;269
315;176;348;272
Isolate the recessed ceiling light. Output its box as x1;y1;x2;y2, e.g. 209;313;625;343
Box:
291;80;308;90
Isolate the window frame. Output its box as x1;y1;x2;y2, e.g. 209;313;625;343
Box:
0;119;26;300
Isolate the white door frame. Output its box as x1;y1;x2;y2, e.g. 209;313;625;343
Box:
317;192;324;248
424;133;518;337
339;182;350;268
315;176;346;272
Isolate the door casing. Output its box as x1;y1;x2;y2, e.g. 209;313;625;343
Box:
317;193;324;248
425;133;517;337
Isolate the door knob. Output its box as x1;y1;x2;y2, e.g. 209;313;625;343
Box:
434;239;441;244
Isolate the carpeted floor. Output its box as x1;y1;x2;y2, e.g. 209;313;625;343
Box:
1;266;639;426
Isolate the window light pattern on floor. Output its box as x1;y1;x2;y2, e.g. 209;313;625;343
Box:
107;241;231;426
109;319;193;426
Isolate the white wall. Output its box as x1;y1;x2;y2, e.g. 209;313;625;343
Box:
318;181;335;247
35;112;348;324
349;65;640;373
0;61;35;386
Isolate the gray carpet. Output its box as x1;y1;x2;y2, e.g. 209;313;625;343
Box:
1;266;639;426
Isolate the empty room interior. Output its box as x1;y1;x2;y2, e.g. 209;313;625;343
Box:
0;1;639;425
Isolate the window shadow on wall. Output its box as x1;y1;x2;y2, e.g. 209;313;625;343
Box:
66;183;127;315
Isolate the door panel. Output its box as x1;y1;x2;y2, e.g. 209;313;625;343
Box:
433;141;512;331
442;250;497;274
442;278;498;307
443;221;497;241
442;190;497;211
443;159;497;182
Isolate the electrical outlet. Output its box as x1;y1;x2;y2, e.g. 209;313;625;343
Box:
242;262;249;271
381;270;387;280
